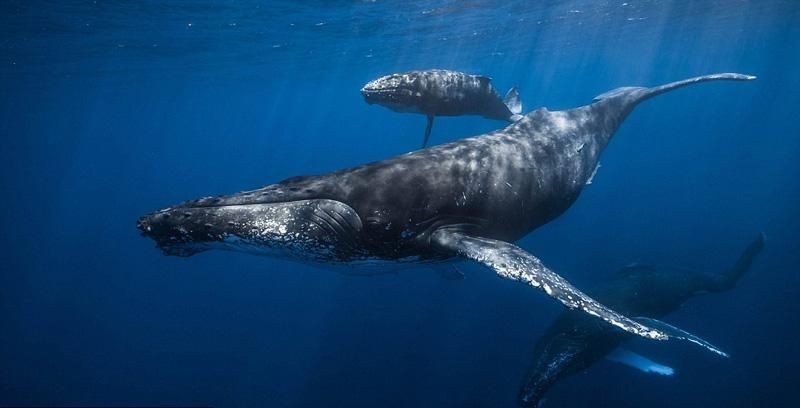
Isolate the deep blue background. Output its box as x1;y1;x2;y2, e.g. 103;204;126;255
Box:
1;1;798;406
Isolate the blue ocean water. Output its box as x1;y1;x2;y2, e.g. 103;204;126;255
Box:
1;1;798;406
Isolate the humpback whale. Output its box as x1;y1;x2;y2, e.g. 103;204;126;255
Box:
137;73;755;342
361;69;522;147
518;234;765;407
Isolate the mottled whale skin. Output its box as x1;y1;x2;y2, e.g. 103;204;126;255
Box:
361;69;522;147
137;73;755;342
518;234;765;407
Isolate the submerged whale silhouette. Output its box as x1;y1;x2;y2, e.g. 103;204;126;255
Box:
361;69;522;147
137;73;756;342
518;233;765;407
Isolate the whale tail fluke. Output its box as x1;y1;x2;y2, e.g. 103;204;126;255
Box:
593;72;757;104
504;87;523;121
590;73;756;145
710;232;765;292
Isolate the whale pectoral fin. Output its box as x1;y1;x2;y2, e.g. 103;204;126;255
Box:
430;230;668;341
422;115;434;148
633;317;729;357
607;348;675;376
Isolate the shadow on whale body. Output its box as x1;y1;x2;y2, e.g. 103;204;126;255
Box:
138;73;756;344
518;233;765;407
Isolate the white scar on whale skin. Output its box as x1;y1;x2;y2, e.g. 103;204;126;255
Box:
586;163;601;185
550;111;578;133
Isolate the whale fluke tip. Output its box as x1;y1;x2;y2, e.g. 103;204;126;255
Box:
732;73;757;80
708;72;757;81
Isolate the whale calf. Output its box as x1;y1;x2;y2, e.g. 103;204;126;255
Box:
361;69;522;147
137;73;755;342
518;234;765;407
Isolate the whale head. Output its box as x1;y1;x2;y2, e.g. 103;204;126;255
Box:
360;72;425;113
137;197;363;261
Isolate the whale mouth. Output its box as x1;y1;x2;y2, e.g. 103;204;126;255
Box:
360;86;401;102
360;87;376;104
360;86;419;113
360;74;417;106
361;86;397;94
137;199;364;261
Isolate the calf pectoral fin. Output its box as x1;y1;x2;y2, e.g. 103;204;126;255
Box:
633;317;729;357
607;348;675;376
422;115;434;148
430;229;668;341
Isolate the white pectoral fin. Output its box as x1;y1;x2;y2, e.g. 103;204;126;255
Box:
607;348;675;376
633;317;730;358
430;230;668;341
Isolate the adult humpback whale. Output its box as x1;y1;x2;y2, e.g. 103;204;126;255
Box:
518;234;764;407
137;73;755;342
361;69;522;147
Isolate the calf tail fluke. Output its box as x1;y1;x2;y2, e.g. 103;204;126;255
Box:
504;87;523;121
